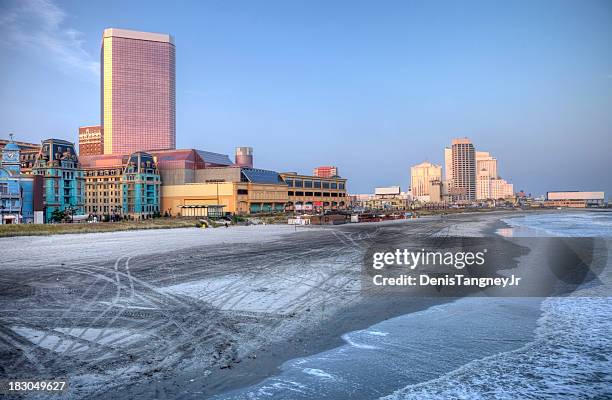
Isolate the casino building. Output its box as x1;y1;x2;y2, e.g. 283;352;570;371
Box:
161;166;289;216
161;166;348;216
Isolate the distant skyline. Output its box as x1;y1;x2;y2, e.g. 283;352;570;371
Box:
0;0;610;197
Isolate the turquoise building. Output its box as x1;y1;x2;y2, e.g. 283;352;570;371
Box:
0;135;40;224
121;152;160;218
32;139;85;222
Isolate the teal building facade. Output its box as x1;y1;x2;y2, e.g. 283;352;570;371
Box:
32;139;85;222
121;152;160;218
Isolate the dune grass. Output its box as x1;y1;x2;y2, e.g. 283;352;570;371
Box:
0;218;202;238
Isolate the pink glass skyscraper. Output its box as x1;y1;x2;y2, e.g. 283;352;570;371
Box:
101;28;176;154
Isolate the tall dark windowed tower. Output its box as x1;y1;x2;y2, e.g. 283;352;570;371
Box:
101;28;176;154
451;138;476;201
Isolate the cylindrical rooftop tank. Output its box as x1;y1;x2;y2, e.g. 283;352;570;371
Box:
235;146;253;168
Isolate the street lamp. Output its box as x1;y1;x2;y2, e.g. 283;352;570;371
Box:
66;205;74;223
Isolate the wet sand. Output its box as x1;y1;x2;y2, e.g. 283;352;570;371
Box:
111;212;531;399
0;210;538;399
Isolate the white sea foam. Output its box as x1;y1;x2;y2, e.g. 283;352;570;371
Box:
341;332;379;349
502;212;612;237
366;330;389;336
381;213;612;399
302;368;336;380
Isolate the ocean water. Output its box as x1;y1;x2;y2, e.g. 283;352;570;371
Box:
213;297;543;400
500;211;612;237
213;212;612;400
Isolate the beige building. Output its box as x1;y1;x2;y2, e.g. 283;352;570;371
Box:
544;191;605;208
491;179;513;199
477;167;513;200
444;147;453;182
476;151;498;178
475;151;515;200
429;179;443;203
410;161;442;199
160;167;348;215
81;152;161;219
477;168;492;200
280;172;348;212
350;187;410;210
161;180;289;216
82;155;125;217
161;167;289;215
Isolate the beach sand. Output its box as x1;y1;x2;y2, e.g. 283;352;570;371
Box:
0;210;553;399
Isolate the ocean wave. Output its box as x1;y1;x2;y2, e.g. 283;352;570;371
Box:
502;213;612;237
380;298;612;399
302;368;336;380
341;332;380;349
380;241;612;400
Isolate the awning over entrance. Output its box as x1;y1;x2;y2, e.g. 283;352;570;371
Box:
178;204;225;218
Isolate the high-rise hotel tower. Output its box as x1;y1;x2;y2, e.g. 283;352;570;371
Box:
450;137;476;201
101;28;176;154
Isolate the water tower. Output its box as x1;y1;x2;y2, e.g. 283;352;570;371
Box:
235;147;253;168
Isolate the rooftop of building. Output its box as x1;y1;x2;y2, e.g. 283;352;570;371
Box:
195;150;233;166
151;149;202;163
41;138;75;146
148;148;233;168
103;28;174;45
411;161;442;168
80;154;130;168
280;171;346;181
241;168;286;185
452;137;473;145
0;138;40;151
80;148;234;169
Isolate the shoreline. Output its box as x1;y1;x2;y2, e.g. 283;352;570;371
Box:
163;212;531;398
0;208;585;239
1;210;551;399
200;213;554;399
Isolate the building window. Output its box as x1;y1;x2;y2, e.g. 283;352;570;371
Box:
294;180;303;188
339;182;345;190
314;192;322;197
237;189;248;195
314;181;321;188
304;180;313;188
323;192;330;197
322;182;330;189
295;191;304;196
285;179;294;187
305;192;313;196
331;182;338;189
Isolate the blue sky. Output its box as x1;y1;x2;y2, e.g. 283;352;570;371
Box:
1;0;611;196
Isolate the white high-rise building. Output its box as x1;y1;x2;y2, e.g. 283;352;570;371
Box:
476;151;498;178
410;161;442;200
444;147;453;182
